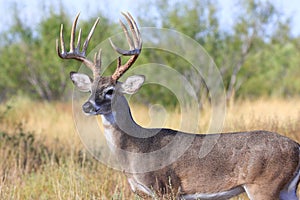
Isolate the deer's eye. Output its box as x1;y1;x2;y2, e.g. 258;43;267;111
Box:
104;89;114;99
106;89;114;95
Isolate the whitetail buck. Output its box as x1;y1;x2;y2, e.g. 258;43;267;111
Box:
56;13;300;200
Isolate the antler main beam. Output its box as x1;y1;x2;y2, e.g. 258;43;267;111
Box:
110;12;142;81
56;13;102;78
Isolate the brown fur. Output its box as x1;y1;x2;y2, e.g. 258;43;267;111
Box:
96;83;300;199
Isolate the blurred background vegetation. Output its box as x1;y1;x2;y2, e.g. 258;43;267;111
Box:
0;0;300;199
0;0;299;105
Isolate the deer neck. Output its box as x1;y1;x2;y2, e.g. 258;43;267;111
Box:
100;95;142;146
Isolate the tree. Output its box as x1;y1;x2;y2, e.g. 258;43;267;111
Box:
0;0;299;103
216;0;295;103
0;5;112;101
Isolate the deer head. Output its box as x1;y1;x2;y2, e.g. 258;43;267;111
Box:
56;13;144;115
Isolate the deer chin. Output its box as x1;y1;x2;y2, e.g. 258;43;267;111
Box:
82;110;97;116
96;109;112;115
82;108;111;116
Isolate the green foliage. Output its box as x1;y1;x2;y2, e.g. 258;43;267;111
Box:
0;0;300;104
0;9;69;100
240;42;300;98
0;6;113;101
134;0;300;104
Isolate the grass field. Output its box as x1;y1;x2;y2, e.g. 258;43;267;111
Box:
0;97;300;199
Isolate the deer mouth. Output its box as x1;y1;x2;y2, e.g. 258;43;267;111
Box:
83;109;110;116
95;108;112;115
82;100;112;116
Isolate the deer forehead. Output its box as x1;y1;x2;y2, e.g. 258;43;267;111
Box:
92;77;116;91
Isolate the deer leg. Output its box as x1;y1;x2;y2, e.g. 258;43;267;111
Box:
243;184;281;200
279;190;298;200
279;168;300;200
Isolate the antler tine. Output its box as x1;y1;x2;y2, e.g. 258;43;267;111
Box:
56;24;65;58
76;28;82;51
119;19;134;50
121;12;140;48
109;13;142;56
93;49;102;77
110;13;142;81
56;13;101;78
70;13;80;52
82;17;100;55
126;12;142;48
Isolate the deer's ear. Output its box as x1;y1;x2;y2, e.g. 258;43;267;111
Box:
120;75;145;94
70;72;92;92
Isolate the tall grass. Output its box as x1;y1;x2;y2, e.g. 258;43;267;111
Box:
0;97;299;199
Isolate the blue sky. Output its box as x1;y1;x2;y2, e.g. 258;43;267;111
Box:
0;0;300;36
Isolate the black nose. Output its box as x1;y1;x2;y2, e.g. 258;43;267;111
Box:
82;101;95;113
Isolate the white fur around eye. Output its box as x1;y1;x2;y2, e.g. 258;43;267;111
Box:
104;86;115;99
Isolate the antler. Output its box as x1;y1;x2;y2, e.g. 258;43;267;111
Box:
109;12;142;81
56;13;102;79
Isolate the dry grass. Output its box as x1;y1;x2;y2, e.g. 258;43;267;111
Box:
225;98;300;142
0;96;300;199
